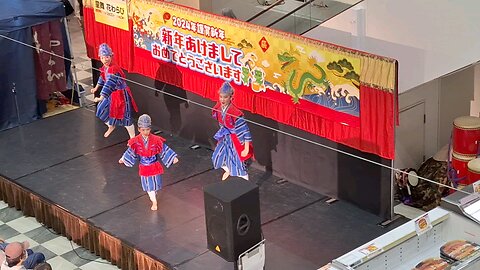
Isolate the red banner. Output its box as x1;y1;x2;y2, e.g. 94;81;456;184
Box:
32;20;67;100
83;5;397;159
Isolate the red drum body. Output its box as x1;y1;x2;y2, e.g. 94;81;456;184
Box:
452;116;480;155
467;158;480;185
452;151;475;185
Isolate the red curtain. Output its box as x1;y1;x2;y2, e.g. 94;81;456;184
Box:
83;7;396;159
359;85;395;159
132;48;184;89
83;8;132;69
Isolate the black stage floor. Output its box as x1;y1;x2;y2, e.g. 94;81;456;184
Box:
0;109;406;269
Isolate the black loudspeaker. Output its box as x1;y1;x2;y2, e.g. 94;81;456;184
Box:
204;179;262;262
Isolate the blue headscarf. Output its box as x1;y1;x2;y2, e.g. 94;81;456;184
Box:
219;82;234;96
98;43;113;57
138;114;152;128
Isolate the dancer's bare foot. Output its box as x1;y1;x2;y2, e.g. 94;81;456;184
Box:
104;126;115;137
151;201;158;211
222;171;230;181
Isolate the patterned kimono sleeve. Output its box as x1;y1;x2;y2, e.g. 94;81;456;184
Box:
234;117;252;143
122;147;138;167
158;144;177;168
100;72;121;98
96;75;105;88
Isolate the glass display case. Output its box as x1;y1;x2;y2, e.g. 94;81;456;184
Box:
319;186;480;270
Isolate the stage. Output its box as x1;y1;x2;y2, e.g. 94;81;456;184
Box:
0;109;406;270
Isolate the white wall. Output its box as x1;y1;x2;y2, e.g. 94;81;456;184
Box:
304;0;480;93
394;65;476;169
471;65;480;117
397;79;439;165
438;67;475;148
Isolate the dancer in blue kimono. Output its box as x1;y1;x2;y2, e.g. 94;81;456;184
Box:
92;43;138;138
119;114;179;210
212;82;254;181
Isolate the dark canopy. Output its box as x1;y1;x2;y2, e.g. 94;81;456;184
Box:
0;0;66;130
0;0;65;33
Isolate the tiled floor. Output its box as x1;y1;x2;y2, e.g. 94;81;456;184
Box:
75;55;96;104
0;201;119;270
0;17;119;270
67;15;95;104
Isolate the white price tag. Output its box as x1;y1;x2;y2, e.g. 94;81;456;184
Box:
473;181;480;193
415;213;432;236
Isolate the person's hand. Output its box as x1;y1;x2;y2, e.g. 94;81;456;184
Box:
21;241;30;249
93;96;103;103
90;87;97;94
118;158;124;164
241;142;250;157
173;157;179;164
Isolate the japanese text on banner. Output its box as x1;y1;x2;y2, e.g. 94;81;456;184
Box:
131;0;362;117
94;0;128;31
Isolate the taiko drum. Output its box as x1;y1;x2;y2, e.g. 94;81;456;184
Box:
451;151;476;184
467;158;480;185
452;116;480;155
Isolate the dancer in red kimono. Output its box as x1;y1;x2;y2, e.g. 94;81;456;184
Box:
119;114;179;210
92;43;138;138
212;82;253;181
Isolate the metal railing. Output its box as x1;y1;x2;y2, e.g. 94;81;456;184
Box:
247;0;286;22
266;0;314;28
300;0;364;35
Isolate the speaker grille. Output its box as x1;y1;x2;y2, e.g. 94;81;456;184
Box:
204;179;261;262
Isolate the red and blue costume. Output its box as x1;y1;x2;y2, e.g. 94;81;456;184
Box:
121;134;177;192
212;102;253;178
96;64;138;127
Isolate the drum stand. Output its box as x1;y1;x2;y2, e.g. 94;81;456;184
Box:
447;134;461;188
